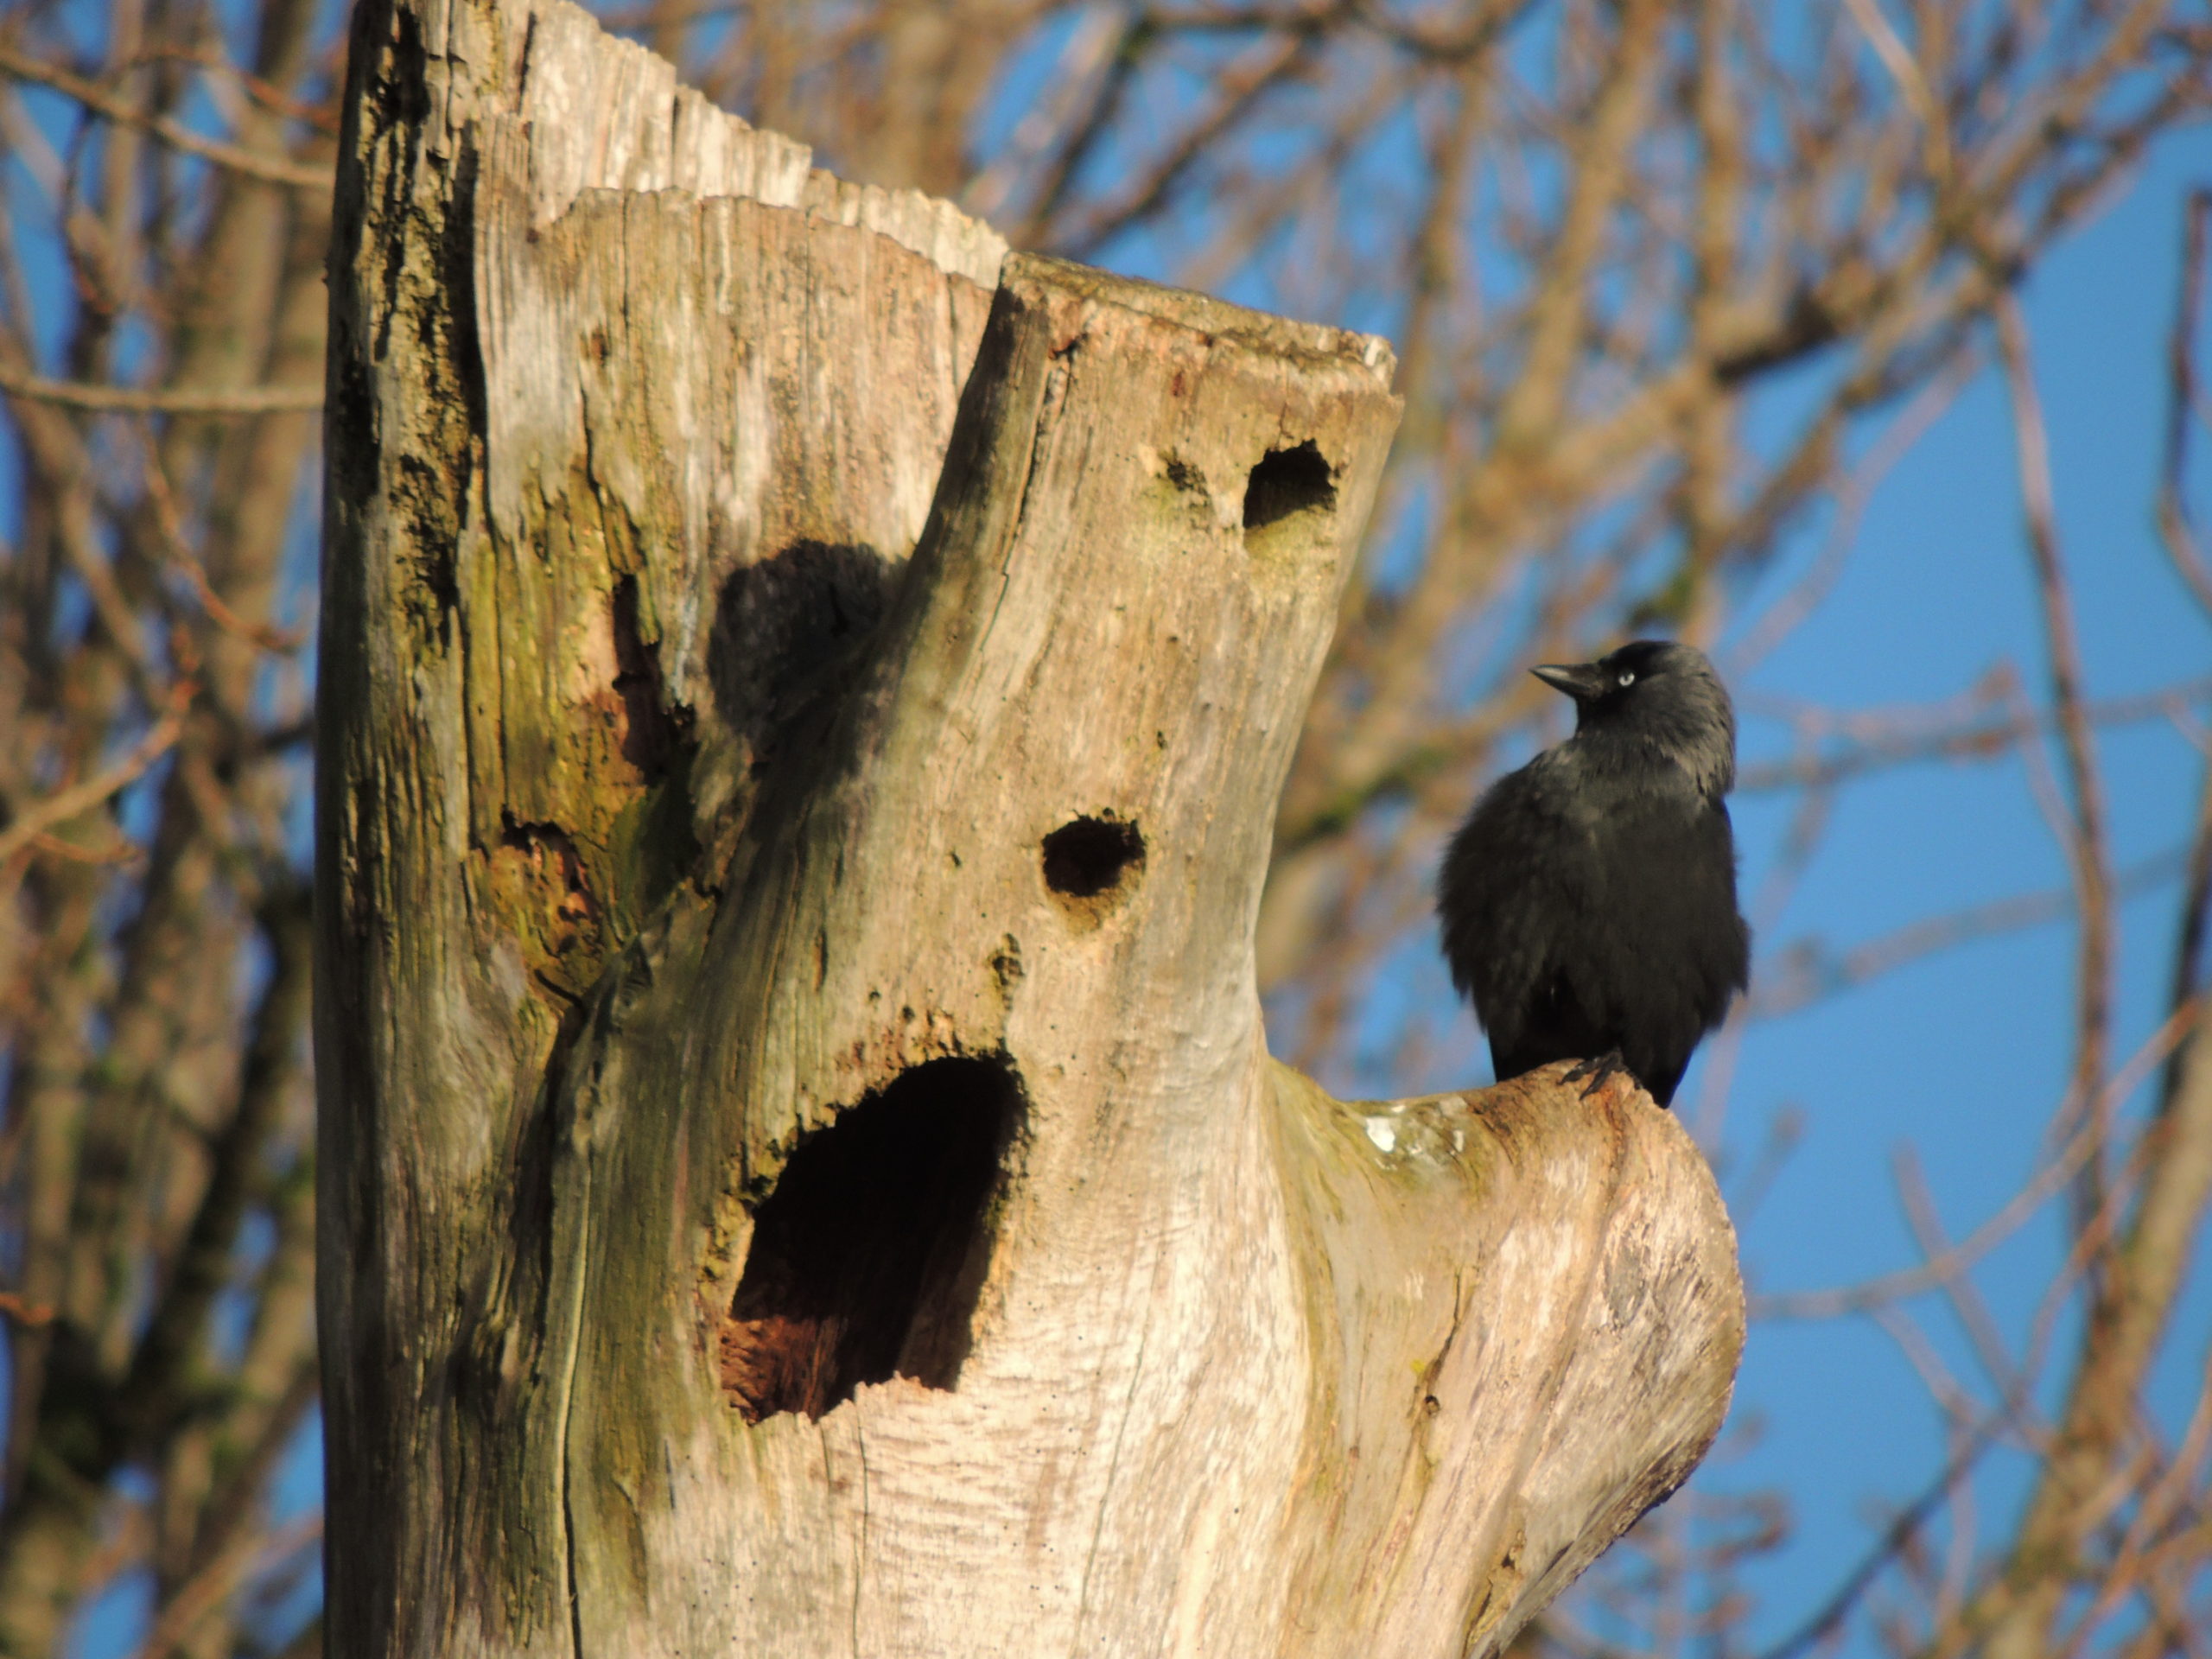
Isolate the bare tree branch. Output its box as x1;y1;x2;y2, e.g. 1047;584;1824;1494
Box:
0;40;331;189
0;361;322;413
0;691;187;866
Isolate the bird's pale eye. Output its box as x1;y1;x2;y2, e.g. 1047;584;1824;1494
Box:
1617;671;1636;688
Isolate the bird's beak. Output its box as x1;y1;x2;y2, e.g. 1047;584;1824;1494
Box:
1531;661;1609;702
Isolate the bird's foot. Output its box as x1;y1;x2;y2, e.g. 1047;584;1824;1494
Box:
1562;1049;1631;1101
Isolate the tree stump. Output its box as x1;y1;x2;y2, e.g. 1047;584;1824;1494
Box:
316;0;1745;1652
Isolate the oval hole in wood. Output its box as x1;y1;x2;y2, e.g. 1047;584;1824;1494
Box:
720;1056;1023;1424
1242;439;1336;533
1040;814;1146;912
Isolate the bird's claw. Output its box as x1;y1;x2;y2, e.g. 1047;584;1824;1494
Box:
1561;1049;1630;1101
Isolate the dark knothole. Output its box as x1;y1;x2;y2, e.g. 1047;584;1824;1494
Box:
720;1056;1024;1424
1242;439;1336;533
1041;813;1146;907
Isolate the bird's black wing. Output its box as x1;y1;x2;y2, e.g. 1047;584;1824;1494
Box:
1564;791;1750;1104
1437;754;1615;1083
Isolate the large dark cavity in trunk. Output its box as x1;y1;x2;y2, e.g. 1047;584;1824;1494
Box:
719;1055;1024;1423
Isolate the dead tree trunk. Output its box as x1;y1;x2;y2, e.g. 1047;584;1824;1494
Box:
315;1;1745;1653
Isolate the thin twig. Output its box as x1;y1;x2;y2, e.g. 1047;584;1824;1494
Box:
0;41;330;189
1751;846;2187;1021
2155;188;2212;615
1727;349;1979;676
0;692;189;864
1738;678;2212;793
1895;1145;2042;1434
1754;1418;2007;1659
1998;294;2118;1243
0;362;322;414
2057;1347;2212;1656
139;1510;321;1659
137;440;307;651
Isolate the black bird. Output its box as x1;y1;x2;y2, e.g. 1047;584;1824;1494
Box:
1437;640;1750;1108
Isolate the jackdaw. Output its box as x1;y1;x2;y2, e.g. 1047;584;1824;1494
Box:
1437;639;1750;1108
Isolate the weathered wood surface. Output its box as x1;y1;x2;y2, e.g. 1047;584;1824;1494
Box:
317;0;1745;1654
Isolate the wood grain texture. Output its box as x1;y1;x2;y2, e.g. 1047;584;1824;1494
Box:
317;0;1745;1653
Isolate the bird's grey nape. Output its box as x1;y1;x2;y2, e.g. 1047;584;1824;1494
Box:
1649;649;1737;798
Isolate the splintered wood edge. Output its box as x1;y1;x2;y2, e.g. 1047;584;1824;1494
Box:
505;0;1009;285
1008;252;1399;381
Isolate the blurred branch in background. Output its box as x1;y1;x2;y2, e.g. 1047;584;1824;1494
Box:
2;0;2210;1653
0;0;333;1649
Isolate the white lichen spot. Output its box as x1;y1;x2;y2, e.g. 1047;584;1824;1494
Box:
1363;1116;1397;1154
